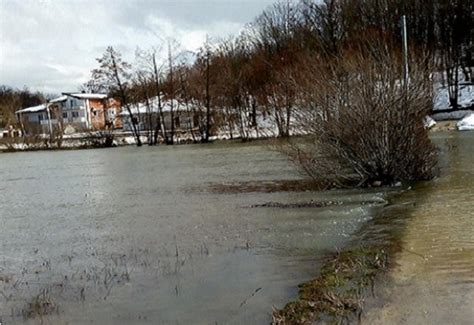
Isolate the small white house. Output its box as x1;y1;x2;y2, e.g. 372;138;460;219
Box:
15;103;52;134
120;96;198;133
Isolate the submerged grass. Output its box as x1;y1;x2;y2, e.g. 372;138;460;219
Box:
23;289;59;320
272;246;389;324
272;184;419;324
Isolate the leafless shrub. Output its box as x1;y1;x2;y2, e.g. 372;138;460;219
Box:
81;130;115;148
284;45;437;187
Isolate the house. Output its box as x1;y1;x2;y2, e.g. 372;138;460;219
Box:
15;103;51;134
16;93;122;134
56;92;122;130
120;96;198;133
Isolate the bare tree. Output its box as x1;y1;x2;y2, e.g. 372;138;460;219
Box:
177;65;198;142
204;38;212;143
152;51;167;144
89;46;142;146
160;40;184;144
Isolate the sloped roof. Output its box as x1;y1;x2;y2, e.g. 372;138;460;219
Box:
120;96;192;116
15;93;110;114
49;95;68;103
64;92;108;99
16;104;46;114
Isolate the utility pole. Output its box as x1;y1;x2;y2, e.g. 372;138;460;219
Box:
401;15;409;87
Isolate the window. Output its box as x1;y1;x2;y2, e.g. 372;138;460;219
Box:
63;112;68;119
38;114;43;121
69;99;75;108
72;111;79;118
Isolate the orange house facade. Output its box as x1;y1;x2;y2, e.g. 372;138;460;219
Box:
87;96;122;129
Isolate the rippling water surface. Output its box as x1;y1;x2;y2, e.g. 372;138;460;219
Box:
0;141;383;324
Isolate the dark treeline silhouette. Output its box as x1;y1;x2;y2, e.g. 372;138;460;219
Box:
0;86;45;128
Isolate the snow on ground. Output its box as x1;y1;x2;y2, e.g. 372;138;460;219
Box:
424;116;437;129
431;71;473;121
434;84;474;111
434;71;474;111
457;114;474;131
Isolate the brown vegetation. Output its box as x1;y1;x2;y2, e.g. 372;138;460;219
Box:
0;86;44;129
0;0;462;147
80;0;472;148
283;43;437;187
3;1;472;147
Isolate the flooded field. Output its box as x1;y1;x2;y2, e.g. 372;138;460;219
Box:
1;132;472;324
364;131;474;324
0;141;386;324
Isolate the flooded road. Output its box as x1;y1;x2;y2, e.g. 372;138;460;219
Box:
0;141;383;324
364;131;474;324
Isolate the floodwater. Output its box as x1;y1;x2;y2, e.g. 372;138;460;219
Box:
364;131;474;324
0;140;385;324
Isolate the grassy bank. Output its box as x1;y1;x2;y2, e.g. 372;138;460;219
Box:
273;246;389;324
272;187;417;324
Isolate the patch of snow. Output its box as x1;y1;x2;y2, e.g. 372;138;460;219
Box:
458;85;474;108
63;125;76;135
457;113;474;131
434;72;474;110
424;116;436;129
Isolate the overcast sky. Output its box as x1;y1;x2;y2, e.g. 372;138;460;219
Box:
0;0;275;94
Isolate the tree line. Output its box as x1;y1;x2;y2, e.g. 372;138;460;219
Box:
2;0;471;145
85;0;472;146
0;86;45;129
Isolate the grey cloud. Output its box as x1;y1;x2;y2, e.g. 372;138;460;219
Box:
114;0;275;30
0;0;275;93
